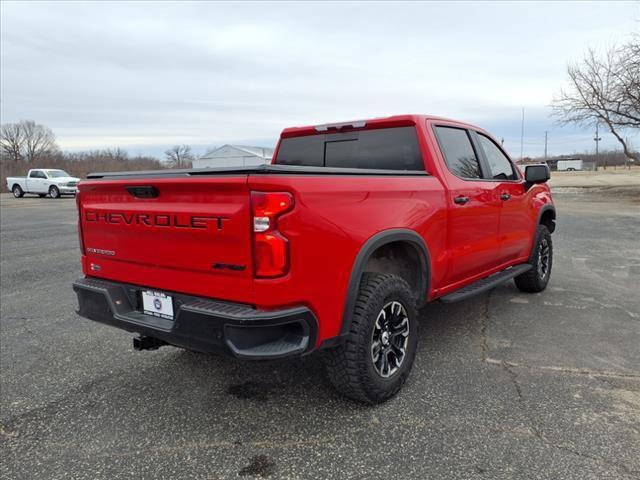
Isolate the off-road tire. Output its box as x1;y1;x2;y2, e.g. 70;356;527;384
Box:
49;185;60;199
323;273;419;404
12;185;24;198
514;225;552;293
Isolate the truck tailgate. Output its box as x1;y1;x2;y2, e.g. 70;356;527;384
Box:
78;176;254;302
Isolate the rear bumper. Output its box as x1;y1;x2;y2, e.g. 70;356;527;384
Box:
72;277;317;359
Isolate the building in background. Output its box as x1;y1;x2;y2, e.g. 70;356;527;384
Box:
193;145;274;168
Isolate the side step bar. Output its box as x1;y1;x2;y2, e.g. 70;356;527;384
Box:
440;264;531;303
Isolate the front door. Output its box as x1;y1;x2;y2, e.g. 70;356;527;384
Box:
29;170;48;193
474;132;532;264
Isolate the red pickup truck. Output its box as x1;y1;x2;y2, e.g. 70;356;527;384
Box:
73;115;555;403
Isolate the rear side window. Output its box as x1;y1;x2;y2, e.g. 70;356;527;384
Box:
29;170;46;179
276;126;424;171
477;134;518;180
434;126;482;179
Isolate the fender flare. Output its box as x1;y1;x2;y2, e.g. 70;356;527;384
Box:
537;204;556;233
338;228;431;338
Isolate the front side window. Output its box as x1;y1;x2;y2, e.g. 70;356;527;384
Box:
434;126;482;179
477;134;518;180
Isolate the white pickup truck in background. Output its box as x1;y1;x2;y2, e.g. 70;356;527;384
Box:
6;169;80;198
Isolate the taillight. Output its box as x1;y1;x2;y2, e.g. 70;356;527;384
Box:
251;191;293;278
76;189;85;255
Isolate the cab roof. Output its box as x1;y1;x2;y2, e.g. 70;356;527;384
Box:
280;114;484;138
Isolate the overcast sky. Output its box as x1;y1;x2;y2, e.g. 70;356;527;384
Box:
1;1;638;159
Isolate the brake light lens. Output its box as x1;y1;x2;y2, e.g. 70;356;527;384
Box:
76;189;85;255
251;192;293;278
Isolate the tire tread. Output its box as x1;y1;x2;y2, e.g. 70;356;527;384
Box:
324;273;417;404
514;225;552;293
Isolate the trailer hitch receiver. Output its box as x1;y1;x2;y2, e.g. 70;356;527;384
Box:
133;335;167;351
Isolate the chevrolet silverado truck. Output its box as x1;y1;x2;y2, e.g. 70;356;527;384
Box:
72;115;555;403
7;169;80;198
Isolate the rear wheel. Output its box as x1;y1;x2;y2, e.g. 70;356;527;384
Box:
514;225;552;293
12;185;24;198
323;273;418;404
49;185;60;199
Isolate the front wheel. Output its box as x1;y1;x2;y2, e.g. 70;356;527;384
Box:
514;225;553;293
323;273;418;404
12;185;24;198
49;185;60;199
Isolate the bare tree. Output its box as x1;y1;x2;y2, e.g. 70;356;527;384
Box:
21;120;58;162
164;145;194;168
552;37;640;162
1;122;25;162
104;147;129;162
1;120;58;163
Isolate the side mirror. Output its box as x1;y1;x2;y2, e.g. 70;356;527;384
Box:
525;164;550;187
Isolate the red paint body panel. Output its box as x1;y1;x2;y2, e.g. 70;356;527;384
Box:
77;114;554;348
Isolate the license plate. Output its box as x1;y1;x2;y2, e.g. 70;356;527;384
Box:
141;290;174;320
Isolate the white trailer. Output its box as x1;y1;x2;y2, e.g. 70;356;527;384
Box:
557;160;583;171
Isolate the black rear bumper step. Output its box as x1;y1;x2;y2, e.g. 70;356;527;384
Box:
72;277;317;359
440;264;531;303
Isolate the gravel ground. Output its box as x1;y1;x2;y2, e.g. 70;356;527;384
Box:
1;187;639;479
550;168;640;188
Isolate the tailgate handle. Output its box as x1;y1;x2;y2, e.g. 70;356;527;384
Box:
126;186;159;198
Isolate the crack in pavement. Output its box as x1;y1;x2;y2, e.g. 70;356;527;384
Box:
478;292;640;379
479;291;492;363
501;361;640;478
484;358;640;380
480;292;640;478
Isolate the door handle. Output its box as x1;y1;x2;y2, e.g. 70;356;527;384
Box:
454;196;470;205
500;193;511;201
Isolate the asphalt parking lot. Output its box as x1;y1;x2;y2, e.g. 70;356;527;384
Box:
1;187;639;479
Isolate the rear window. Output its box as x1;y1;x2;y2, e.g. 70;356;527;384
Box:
276;126;424;170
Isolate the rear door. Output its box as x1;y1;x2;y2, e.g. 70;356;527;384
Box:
432;125;502;286
474;132;531;264
79;176;255;301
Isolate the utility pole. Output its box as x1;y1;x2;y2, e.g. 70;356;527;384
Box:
594;124;602;169
520;107;525;161
544;131;548;159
